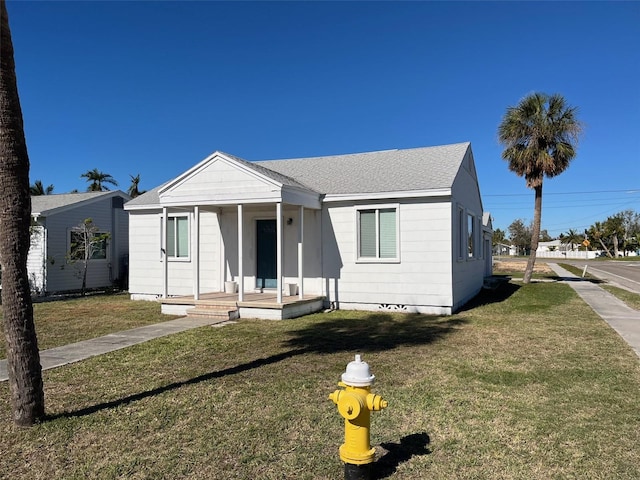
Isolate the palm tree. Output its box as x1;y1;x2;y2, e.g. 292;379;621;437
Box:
0;0;45;425
127;173;145;198
498;93;583;283
588;221;613;258
80;168;118;191
561;228;582;251
30;179;54;195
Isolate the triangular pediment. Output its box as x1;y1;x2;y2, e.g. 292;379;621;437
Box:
158;152;284;205
156;152;320;208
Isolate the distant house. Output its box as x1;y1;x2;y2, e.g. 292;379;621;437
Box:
536;239;597;259
125;142;491;318
536;239;563;253
28;191;131;294
493;242;516;256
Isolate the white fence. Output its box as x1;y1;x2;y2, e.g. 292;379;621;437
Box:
534;250;597;259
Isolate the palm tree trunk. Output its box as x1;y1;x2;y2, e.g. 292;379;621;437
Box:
523;184;543;283
0;0;45;426
598;238;613;258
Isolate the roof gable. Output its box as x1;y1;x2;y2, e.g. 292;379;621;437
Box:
156;152;319;208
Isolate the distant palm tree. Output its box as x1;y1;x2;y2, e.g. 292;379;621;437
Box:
29;180;53;195
498;93;582;283
80;168;118;192
587;221;613;258
561;228;582;251
127;174;145;198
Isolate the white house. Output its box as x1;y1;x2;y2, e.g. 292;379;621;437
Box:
125;142;490;318
29;191;131;294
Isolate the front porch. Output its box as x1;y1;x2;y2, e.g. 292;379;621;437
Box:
161;291;326;320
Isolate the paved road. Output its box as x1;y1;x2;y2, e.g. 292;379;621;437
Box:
563;260;640;294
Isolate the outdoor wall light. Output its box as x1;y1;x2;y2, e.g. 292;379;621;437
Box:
287;217;294;225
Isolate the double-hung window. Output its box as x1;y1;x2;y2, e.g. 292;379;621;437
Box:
468;213;476;258
357;206;399;262
167;215;189;259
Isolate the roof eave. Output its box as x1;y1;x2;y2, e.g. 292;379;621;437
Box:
323;188;452;203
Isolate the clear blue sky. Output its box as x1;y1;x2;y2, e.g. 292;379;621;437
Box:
6;1;640;237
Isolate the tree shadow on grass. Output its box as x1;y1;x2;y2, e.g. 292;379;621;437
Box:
548;275;606;285
285;312;468;354
47;312;467;421
374;432;431;479
46;348;307;421
456;280;521;313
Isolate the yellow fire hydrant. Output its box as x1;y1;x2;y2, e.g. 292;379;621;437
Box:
329;354;388;480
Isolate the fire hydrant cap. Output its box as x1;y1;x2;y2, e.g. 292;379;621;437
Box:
341;354;375;387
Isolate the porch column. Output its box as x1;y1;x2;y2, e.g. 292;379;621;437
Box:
237;204;244;302
276;202;283;304
298;205;304;299
193;206;200;300
162;207;168;299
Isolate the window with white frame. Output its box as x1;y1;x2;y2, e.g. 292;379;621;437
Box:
468;213;476;258
357;206;398;261
458;206;465;260
167;215;189;258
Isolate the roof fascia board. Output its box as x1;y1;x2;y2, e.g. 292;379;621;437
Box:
160;190;284;207
158;152;283;196
323;188;451;203
125;204;162;212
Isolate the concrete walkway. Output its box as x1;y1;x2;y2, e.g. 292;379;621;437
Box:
0;316;229;382
548;263;640;358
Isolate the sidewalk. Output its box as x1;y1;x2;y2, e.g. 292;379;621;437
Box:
548;263;640;358
0;316;229;382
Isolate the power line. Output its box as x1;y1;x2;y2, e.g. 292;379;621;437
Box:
485;188;640;197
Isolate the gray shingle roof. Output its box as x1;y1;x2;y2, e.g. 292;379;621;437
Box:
222;152;309;190
256;142;470;195
32;191;128;216
124;184;163;207
125;142;471;207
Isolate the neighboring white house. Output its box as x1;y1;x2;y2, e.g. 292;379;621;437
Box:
125;142;490;317
493;242;517;256
536;239;597;259
28;191;131;294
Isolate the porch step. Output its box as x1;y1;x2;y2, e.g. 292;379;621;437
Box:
186;305;239;321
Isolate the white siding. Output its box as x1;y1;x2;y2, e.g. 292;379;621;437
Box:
322;198;454;312
199;209;220;293
27;226;46;294
128;210;163;296
162;158;277;204
450;148;486;311
43;196;128;293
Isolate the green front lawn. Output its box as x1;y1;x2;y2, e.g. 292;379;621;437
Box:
0;293;179;359
1;284;639;479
